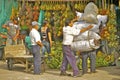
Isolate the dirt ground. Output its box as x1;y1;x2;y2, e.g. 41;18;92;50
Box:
0;60;120;80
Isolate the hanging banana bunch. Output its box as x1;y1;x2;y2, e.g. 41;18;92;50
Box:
74;1;85;12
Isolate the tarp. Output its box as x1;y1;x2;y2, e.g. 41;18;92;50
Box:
0;0;18;32
38;10;45;28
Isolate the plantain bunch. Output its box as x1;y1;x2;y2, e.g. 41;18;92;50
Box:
45;41;62;69
40;2;66;11
96;51;114;67
74;2;86;12
106;12;118;48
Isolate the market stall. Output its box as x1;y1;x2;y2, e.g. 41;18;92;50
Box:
0;0;120;70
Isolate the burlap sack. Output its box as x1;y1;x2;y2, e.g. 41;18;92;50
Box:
81;2;98;24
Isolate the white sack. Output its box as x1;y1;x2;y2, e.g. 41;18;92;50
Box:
73;21;100;33
75;11;107;25
74;31;101;41
71;39;100;52
76;11;83;19
97;15;108;25
81;2;98;24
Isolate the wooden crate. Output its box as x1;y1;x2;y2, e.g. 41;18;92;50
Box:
4;44;26;58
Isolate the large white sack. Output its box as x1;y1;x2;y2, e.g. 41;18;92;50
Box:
73;21;100;33
75;11;107;25
81;2;98;24
71;39;100;52
74;31;101;41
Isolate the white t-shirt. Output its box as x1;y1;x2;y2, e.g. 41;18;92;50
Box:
62;26;80;45
29;28;41;45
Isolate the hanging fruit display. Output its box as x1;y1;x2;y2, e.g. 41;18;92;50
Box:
105;12;118;48
33;3;39;21
74;1;86;12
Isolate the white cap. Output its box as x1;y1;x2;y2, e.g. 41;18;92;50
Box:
32;21;40;26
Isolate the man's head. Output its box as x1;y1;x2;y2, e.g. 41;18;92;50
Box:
65;18;74;27
42;20;48;27
13;17;19;24
32;21;40;30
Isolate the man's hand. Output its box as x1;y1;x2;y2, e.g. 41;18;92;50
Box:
72;16;79;22
2;25;7;28
94;39;100;46
2;25;10;31
37;41;43;47
50;42;52;47
13;37;16;41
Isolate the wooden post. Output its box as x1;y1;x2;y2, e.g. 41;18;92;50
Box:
105;0;106;9
102;0;104;9
108;1;109;10
119;0;120;7
99;0;101;8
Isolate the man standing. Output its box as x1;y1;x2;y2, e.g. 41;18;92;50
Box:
81;1;100;75
29;21;43;75
2;17;20;45
60;18;93;77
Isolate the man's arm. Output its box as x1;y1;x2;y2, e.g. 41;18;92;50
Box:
80;25;93;33
36;41;43;47
48;32;52;47
13;29;20;41
0;34;7;38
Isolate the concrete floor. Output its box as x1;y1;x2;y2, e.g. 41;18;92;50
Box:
0;60;120;80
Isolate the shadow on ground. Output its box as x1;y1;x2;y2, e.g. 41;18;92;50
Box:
97;66;120;76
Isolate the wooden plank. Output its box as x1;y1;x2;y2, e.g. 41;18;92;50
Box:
4;44;26;58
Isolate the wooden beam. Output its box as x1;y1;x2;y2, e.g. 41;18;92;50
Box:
18;0;90;2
